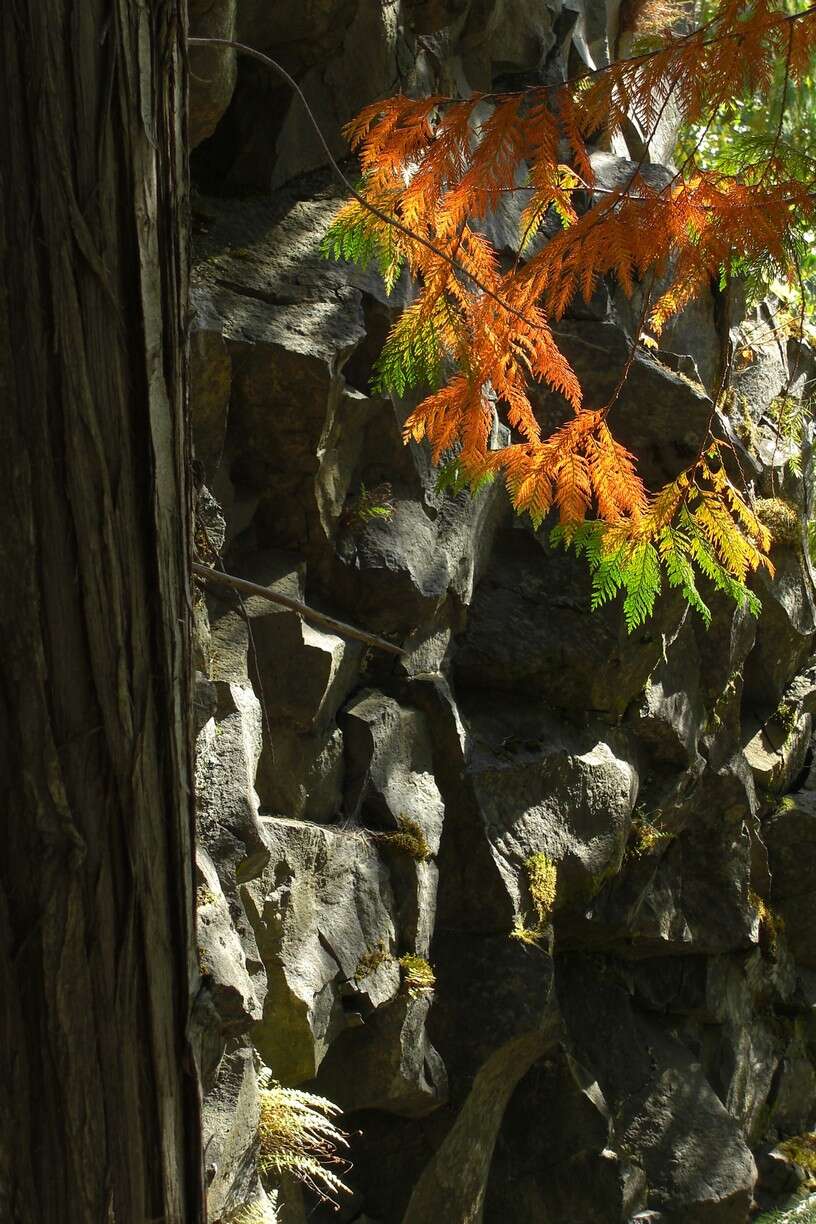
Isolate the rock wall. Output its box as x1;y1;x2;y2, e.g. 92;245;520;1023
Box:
187;3;816;1221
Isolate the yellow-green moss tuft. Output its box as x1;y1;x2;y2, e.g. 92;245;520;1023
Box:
376;816;432;861
354;941;392;982
510;854;558;944
627;810;672;860
756;497;801;549
749;889;785;956
777;1133;816;1175
196;885;219;909
257;1070;351;1206
398;954;435;994
525;853;557;926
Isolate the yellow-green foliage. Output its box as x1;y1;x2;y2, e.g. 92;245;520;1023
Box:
231;1204;278;1224
756;498;800;549
767;393;808;477
775;698;799;739
196;885;218;909
340;481;395;529
399;954;436;994
754;1201;816;1224
777;1133;816;1175
628;817;672;858
257;1070;351;1205
510;914;547;946
775;795;798;815
354;941;392;982
750;889;785;956
526;854;557;926
511;854;557;944
377;816;432;861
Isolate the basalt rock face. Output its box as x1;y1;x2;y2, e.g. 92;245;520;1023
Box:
188;3;816;1222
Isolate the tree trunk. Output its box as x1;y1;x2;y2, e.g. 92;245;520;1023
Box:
0;3;203;1222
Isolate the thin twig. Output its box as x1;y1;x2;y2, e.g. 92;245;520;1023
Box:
192;562;406;656
187;37;550;336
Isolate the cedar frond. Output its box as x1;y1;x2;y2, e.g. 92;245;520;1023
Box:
324;0;801;628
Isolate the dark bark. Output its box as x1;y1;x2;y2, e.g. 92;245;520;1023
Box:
0;3;203;1222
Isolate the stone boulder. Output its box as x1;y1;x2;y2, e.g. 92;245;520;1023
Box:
765;791;816;968
559;958;757;1223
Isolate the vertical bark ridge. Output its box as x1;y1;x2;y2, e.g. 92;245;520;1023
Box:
0;3;202;1221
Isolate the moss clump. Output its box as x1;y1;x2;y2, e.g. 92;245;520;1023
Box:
196;885;218;909
627;811;672;859
777;1133;816;1175
526;853;557;925
750;889;785;956
756;497;801;549
257;1069;351;1206
511;854;558;944
775;698;799;739
354;941;392;983
722;389;757;450
774;794;798;816
398;954;435;995
376;816;432;861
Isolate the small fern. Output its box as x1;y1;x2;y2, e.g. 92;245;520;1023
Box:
257;1069;351;1207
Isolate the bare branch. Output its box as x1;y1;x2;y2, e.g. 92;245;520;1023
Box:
192;562;407;656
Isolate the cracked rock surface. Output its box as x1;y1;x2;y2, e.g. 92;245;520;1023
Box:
188;2;816;1220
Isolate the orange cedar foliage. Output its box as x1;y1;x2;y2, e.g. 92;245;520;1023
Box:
327;0;816;616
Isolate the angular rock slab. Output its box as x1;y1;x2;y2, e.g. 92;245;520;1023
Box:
765;790;816;968
559;958;756;1224
242;817;402;1084
454;526;686;719
464;702;638;913
342;690;446;855
196;680;270;886
311;989;448;1119
401;932;559;1224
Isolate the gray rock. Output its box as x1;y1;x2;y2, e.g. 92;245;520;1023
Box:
197;848;262;1042
242;817;402;1083
487;1053;648;1223
256;722;345;824
342;690;445;853
743;710;812;797
765;791;816;967
464;703;638;912
742;549;816;714
755;1147;807;1200
189;0;237;149
203;1046;263;1222
401;933;559;1224
559;958;757;1224
454;526;686;719
629;619;705;765
196;679;270;886
311;990;448;1118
